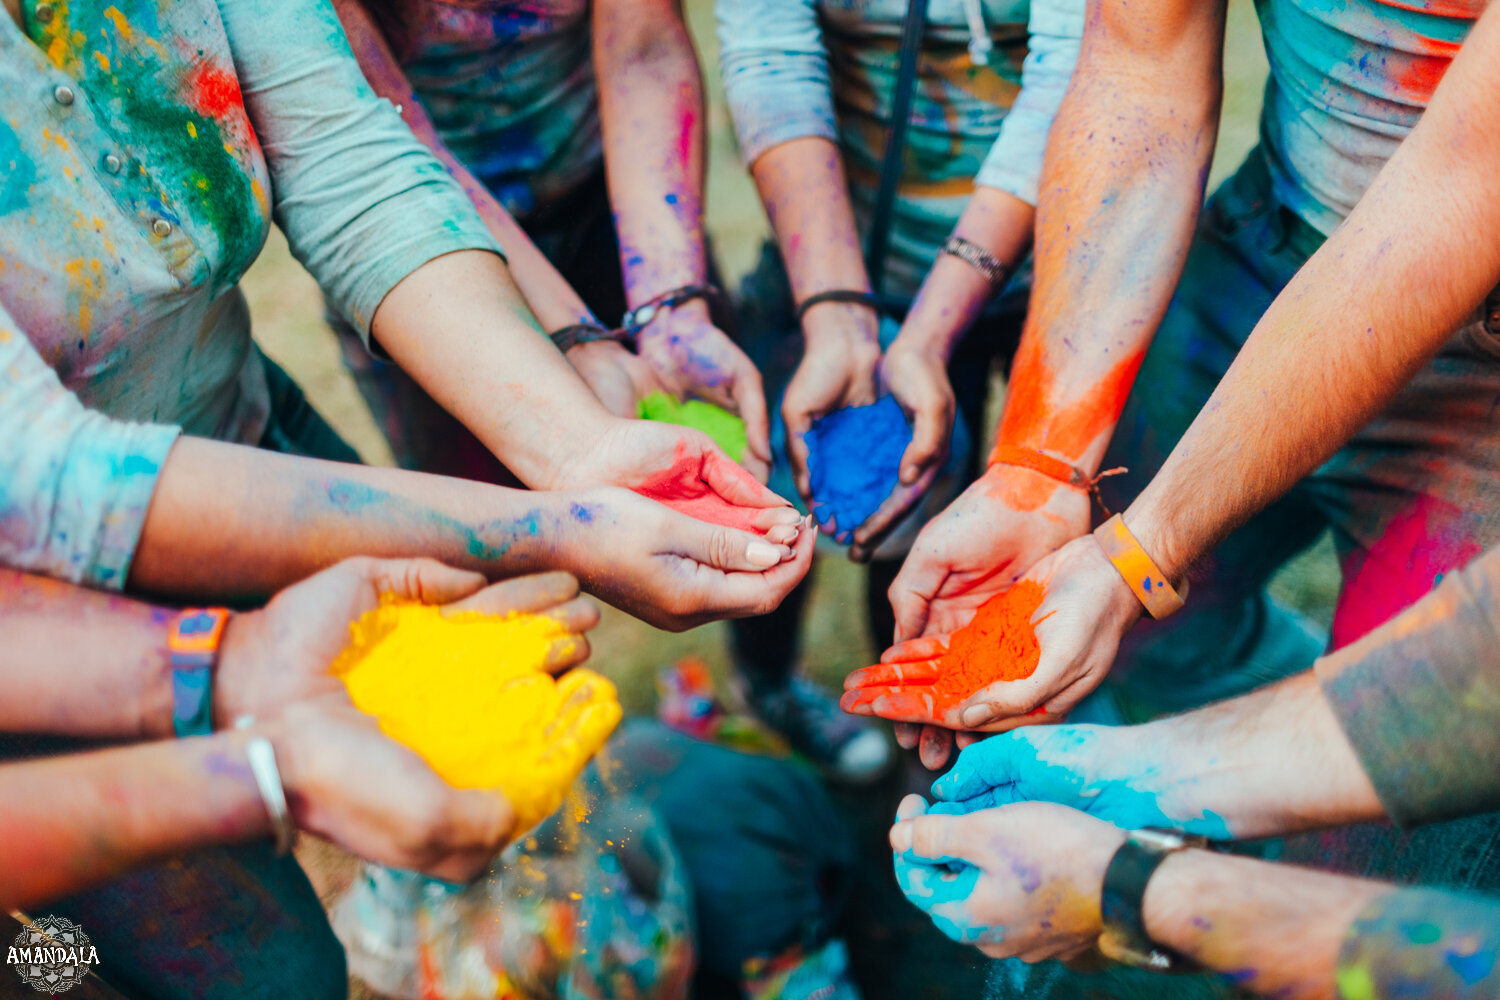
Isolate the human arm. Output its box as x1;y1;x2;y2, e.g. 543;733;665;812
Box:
0;703;517;910
0;561;596;741
594;0;771;472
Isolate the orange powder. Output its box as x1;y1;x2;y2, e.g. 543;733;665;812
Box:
933;580;1049;698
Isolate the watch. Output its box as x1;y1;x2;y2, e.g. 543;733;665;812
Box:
168;607;230;738
1098;827;1209;971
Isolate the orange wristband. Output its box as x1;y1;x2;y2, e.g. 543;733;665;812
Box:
989;445;1126;516
1094;514;1187;619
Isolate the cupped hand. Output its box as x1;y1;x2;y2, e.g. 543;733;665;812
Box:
847;340;956;561
890;796;1124;960
215;559;599;727
560;487;815;630
928;725;1233;838
636;302;772;481
567;340;666;418
782;328;882;504
267;698;514;883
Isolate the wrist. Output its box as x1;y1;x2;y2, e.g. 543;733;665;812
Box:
800;303;881;350
212;610;265;730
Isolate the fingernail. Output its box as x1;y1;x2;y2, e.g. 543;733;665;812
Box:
746;540;781;567
960;705;990;728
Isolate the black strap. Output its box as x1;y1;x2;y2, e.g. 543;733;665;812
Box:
793;289;883;323
865;0;930;295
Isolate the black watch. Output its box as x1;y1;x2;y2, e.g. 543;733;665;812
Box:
1098;828;1209;972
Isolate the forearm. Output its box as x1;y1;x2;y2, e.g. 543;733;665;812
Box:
332;0;592;331
127;437;578;602
1144;849;1387;1000
997;6;1223;473
595;1;709;306
368;249;617;487
0;731;269;911
1125;5;1500;578
0;572;176;740
895;187;1034;359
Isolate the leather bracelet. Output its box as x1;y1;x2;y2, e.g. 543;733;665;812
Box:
621;283;723;333
169;607;230;738
1098;828;1209;972
941;235;1010;288
550;323;634;354
1094;514;1188;619
793;289;883;324
988;445;1126;517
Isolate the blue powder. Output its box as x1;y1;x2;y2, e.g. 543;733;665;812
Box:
804;395;913;542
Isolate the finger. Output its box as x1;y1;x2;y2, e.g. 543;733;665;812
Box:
696;439;789;510
843;658;941;690
955;730;990;750
898;396;951;487
918;725;956;771
894;722;922;750
542;633;591;673
424;788;515;875
889;553;948;643
670;524;815;621
783;405;814;502
906;813;985;865
880;634;950;664
848;464;943;563
895;792;929;825
839;685;955;725
750;505;804;531
764;522;800;546
442;571;583;618
932;737;1017;803
730;364;773;469
958;673;1056;730
360;557;489;606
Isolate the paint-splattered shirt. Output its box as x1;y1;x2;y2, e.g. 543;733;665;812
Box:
1337;887;1500;998
1257;0;1489;236
372;0;602;218
716;0;1083;295
0;0;499;588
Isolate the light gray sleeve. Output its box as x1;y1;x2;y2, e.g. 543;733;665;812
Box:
975;0;1085;204
716;0;840;165
0;305;179;590
216;0;503;341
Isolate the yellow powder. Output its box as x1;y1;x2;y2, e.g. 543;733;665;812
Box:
331;599;622;833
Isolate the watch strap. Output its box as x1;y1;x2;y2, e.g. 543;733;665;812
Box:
1099;828;1208;972
621;283;723;333
942;235;1010;288
169;607;230;738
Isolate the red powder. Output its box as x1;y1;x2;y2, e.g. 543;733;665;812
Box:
933;580;1048;698
187;63;245;119
634;454;766;533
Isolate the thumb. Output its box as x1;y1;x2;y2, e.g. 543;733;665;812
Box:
678;518;793;572
898;397;950;486
730;364;773;468
889;554;946;643
360;557;489;605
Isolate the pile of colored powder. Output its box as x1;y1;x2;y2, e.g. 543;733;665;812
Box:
933;580;1049;698
638;391;748;463
805;395;913;539
633;443;769;532
331;599;623;833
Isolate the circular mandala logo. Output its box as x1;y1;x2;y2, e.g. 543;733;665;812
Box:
7;916;98;994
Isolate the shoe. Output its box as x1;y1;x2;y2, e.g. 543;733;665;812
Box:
742;675;893;784
743;939;863;1000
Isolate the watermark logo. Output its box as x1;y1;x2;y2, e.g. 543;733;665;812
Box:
7;916;99;994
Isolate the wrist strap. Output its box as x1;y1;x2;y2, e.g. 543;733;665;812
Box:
794;289;883;324
1098;828;1209;972
988;445;1126;516
1094;514;1187;619
242;730;296;857
169;607;230;738
550;323;634;354
621;283;723;333
942;236;1010;288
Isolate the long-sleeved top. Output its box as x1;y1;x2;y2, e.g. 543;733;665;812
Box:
0;0;499;589
716;0;1084;296
1258;0;1487;236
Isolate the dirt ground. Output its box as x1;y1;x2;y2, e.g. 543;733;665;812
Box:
242;2;1339;996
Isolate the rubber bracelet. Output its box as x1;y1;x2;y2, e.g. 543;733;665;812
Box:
1094;514;1187;619
550;323;634;354
989;445;1126;516
169;607;230;738
793;289;883;324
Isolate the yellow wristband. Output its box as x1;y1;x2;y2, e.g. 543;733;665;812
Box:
1094;514;1187;619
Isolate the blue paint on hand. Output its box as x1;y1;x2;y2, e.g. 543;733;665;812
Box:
804;395;912;542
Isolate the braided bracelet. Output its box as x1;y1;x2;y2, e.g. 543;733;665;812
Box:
550;324;635;354
988;445;1126;516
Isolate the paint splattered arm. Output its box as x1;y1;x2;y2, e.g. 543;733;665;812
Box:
1119;2;1500;590
594;0;771;466
331;0;659;417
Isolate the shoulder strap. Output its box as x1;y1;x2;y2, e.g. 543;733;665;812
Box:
864;0;930;295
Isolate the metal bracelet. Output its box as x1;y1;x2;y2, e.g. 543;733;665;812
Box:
244;735;296;857
941;235;1010;288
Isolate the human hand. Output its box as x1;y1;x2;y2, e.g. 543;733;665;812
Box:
890;796;1123;960
782;323;882;504
636;300;772;480
930;724;1233;838
216;559;599;727
567;340;666;418
560;487;815;630
845;340;956;561
265;699;515;883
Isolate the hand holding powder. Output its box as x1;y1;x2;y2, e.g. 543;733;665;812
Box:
332;599;623;834
840;581;1051;726
804;395;913;542
638;391;748;463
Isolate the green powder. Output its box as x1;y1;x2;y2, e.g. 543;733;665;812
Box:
638;392;747;462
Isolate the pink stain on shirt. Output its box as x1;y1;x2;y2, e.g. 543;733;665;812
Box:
186;62;246;119
1331;494;1485;650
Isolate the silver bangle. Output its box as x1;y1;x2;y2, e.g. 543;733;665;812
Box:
245;735;296;857
941;235;1010;288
